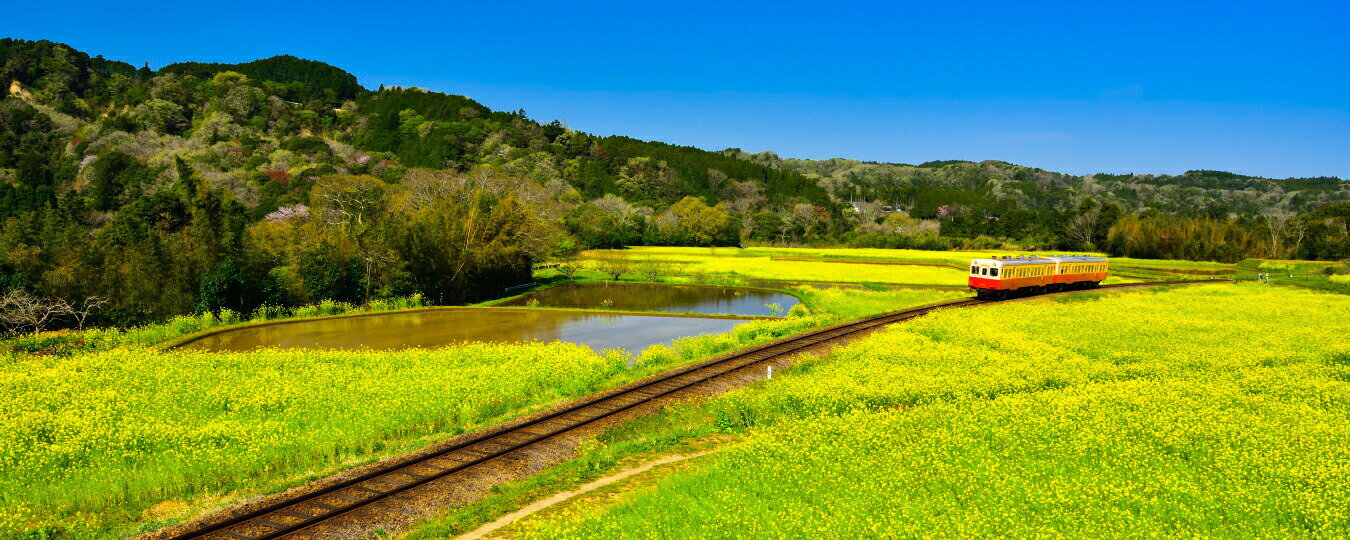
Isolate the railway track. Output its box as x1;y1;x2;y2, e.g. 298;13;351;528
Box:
157;279;1219;540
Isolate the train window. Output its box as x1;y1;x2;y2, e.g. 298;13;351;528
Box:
990;268;999;277
981;267;988;275
971;265;978;274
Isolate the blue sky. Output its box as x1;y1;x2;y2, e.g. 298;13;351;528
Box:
4;0;1347;178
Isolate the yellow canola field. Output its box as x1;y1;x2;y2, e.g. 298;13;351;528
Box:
517;283;1350;537
627;245;1235;273
584;248;969;286
0;342;624;535
584;247;1154;286
0;282;968;537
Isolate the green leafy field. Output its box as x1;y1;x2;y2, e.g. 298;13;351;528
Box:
510;283;1350;537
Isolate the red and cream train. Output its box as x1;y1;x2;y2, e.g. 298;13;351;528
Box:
968;255;1109;299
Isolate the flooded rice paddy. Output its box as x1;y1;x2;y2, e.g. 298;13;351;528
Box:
499;282;800;316
177;308;755;353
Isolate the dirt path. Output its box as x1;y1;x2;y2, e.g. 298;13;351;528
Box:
454;450;718;540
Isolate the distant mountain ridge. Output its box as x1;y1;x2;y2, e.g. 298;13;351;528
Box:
734;152;1346;218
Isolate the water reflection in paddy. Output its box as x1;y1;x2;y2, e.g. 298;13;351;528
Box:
177;309;755;353
499;282;800;316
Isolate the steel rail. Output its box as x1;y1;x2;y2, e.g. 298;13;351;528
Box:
159;279;1220;540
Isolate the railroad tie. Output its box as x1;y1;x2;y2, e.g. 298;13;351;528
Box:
253;519;293;532
280;509;318;521
403;470;430;481
329;492;365;503
416;461;449;473
307;501;342;512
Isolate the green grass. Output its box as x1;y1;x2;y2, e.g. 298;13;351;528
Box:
500;283;1350;538
791;286;968;320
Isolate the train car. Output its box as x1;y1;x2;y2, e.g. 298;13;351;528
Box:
968;255;1109;299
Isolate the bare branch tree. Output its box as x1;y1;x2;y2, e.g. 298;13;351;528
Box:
0;290;70;334
1287;218;1307;259
1066;209;1099;248
1263;209;1294;258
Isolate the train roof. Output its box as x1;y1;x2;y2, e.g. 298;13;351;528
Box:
971;255;1108;266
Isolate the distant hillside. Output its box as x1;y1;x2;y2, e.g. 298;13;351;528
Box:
738;153;1346;218
735;152;1344;257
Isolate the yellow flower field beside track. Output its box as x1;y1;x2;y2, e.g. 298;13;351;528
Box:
0;341;625;536
514;283;1350;538
0;285;960;537
581;246;1216;287
583;247;970;286
605;245;1235;272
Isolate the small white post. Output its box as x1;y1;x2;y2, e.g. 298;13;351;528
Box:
766;365;773;379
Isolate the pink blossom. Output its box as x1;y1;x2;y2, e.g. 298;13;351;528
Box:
265;204;309;222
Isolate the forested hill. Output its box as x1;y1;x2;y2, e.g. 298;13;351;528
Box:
735;152;1347;262
740;153;1346;218
0;38;834;326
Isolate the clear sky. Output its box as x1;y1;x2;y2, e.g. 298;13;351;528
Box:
4;0;1347;178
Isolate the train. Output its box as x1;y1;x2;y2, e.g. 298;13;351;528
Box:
968;255;1109;299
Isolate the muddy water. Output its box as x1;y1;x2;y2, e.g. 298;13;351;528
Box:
499;282;799;316
177;309;754;353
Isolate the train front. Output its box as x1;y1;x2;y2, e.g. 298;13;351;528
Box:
968;258;1002;294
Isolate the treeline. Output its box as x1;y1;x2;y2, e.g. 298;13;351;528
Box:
1105;203;1350;262
756;155;1347;218
0;156;547;327
742;153;1348;262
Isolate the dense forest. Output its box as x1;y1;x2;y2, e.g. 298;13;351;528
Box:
0;38;1346;330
